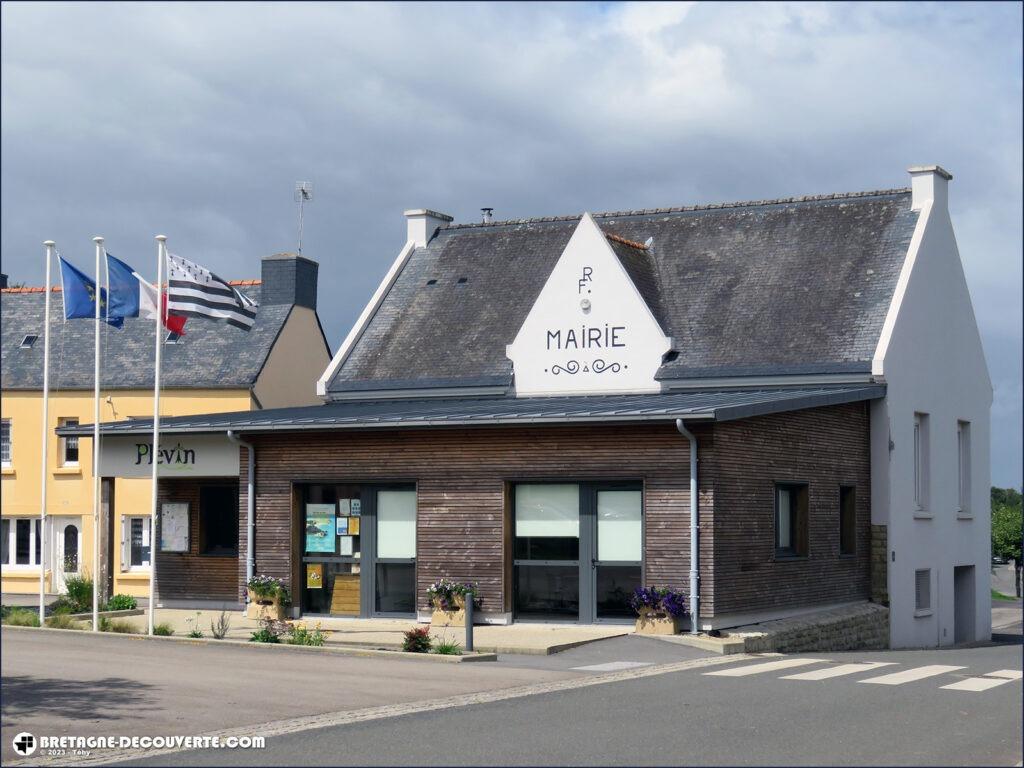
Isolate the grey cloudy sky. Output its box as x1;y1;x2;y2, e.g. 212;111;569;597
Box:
2;2;1021;486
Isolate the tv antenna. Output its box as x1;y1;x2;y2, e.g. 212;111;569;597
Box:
294;181;313;255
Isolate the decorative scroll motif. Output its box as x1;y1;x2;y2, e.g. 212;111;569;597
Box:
550;359;623;375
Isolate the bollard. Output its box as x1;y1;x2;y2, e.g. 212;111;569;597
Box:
465;592;474;652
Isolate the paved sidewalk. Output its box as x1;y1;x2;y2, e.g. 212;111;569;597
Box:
140;609;630;655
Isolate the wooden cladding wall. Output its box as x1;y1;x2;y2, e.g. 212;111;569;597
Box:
710;402;872;615
156;478;242;602
247;424;715;616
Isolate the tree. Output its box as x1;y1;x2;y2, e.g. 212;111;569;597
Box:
992;486;1023;597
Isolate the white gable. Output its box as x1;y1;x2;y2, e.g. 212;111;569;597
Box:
506;213;672;397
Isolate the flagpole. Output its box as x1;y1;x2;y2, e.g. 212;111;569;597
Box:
149;235;166;636
39;241;55;625
91;236;103;632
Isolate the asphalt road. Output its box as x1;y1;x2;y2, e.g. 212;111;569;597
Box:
120;642;1022;768
2;620;1021;767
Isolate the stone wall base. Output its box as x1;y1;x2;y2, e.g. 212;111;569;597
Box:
723;602;889;653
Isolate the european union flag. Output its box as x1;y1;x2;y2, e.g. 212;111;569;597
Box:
58;256;123;328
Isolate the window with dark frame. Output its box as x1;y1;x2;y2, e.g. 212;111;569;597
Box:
775;483;809;558
1;419;11;466
199;486;239;556
839;486;856;556
59;418;79;466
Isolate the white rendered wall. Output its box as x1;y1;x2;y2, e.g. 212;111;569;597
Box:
506;213;671;397
871;177;992;649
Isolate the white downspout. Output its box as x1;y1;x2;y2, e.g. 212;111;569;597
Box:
226;431;255;598
675;419;700;635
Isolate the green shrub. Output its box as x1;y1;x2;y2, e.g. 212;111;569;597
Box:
153;622;174;636
2;608;40;627
106;594;138;611
100;618;138;634
250;616;289;643
289;623;326;646
45;614;84;630
48;597;78;615
402;626;432;653
63;572;94;614
433;639;462;655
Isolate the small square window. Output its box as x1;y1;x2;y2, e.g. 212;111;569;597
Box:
19;334;38;349
456;277;468;284
165;332;182;344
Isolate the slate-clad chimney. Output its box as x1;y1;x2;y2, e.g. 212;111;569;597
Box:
260;253;318;309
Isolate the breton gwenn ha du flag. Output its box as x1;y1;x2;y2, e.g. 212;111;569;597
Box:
166;253;258;330
106;253;187;334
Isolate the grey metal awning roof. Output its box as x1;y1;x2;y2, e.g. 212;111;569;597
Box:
59;385;885;437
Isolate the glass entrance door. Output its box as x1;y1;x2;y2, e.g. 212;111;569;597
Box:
513;483;642;623
593;489;643;620
513;484;581;620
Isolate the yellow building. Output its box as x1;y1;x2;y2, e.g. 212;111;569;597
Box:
1;253;330;600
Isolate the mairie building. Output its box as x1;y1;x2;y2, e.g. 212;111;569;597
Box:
1;253;330;600
61;166;991;648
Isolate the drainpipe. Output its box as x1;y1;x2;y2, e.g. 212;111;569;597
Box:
226;431;255;599
675;419;700;635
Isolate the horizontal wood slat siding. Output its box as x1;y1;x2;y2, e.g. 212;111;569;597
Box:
157;479;241;602
710;402;872;615
248;424;712;615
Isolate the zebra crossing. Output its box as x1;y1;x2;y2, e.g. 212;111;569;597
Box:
701;656;1023;692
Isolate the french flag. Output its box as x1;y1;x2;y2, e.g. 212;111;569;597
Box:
107;253;187;335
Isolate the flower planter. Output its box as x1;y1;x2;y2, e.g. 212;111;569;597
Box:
246;589;285;621
430;597;466;627
430;608;466;627
634;611;683;635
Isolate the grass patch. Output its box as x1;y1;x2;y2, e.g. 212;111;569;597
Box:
433;640;462;656
45;614;85;630
153;622;175;636
100;617;139;634
991;588;1017;602
2;608;41;627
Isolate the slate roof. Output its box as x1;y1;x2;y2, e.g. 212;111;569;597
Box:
59;384;885;436
1;282;292;390
328;188;917;394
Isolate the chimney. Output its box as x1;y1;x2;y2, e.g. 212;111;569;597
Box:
404;209;453;247
0;273;7;289
481;207;494;223
260;253;318;309
908;165;952;212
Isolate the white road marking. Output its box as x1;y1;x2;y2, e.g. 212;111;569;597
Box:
940;669;1023;692
985;669;1023;680
858;665;965;685
941;676;1017;692
780;661;896;681
571;661;652;672
704;658;826;677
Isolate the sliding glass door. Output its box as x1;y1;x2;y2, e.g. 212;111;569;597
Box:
513;482;642;623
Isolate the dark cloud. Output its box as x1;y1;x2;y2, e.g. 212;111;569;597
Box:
2;1;1020;484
